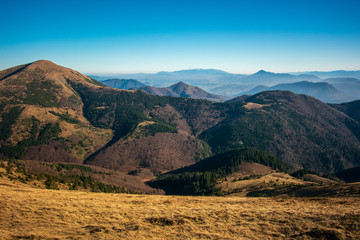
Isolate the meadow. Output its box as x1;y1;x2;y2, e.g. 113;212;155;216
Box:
1;178;359;239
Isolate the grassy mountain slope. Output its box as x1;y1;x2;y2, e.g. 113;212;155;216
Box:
0;60;112;162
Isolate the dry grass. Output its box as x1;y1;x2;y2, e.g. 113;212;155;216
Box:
218;172;360;198
1;178;359;239
220;172;308;194
243;102;271;110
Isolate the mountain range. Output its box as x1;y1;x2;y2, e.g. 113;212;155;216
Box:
92;69;360;104
131;82;228;102
1;60;360;194
241;81;347;103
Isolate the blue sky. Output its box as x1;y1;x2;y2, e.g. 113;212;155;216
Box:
1;0;359;74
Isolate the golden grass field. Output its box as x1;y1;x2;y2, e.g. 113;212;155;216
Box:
1;178;360;240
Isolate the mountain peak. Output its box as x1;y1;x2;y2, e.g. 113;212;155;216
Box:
0;60;103;98
28;60;67;71
172;81;189;87
255;70;271;75
32;59;56;64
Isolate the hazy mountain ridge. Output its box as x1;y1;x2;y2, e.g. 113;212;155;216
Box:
132;82;228;102
241;81;348;103
94;69;245;89
238;70;321;85
92;69;360;103
294;70;360;79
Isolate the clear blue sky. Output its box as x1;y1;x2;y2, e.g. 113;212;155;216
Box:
1;0;359;74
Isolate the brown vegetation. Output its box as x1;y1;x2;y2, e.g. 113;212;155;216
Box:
88;132;204;172
1;178;359;239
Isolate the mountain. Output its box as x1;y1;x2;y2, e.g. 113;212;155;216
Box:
0;60;110;163
240;85;269;96
331;100;360;123
158;68;230;75
200;91;360;173
302;70;360;79
102;79;145;90
0;61;231;174
132;82;228;102
1;60;360;183
268;81;345;103
239;70;321;85
209;71;322;96
240;81;347;103
210;84;255;96
324;77;360;102
90;69;360;100
104;69;247;90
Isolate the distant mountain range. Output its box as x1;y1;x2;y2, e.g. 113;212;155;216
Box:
236;70;321;85
293;70;360;79
210;70;360;103
132;82;228;102
100;78;228;102
91;69;246;89
241;81;347;103
92;69;360;103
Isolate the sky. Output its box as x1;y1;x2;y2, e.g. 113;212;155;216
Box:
1;0;360;74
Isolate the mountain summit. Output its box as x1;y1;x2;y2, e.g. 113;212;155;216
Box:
0;60;109;162
0;60;103;109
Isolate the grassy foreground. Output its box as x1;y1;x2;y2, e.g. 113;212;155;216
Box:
1;178;359;239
